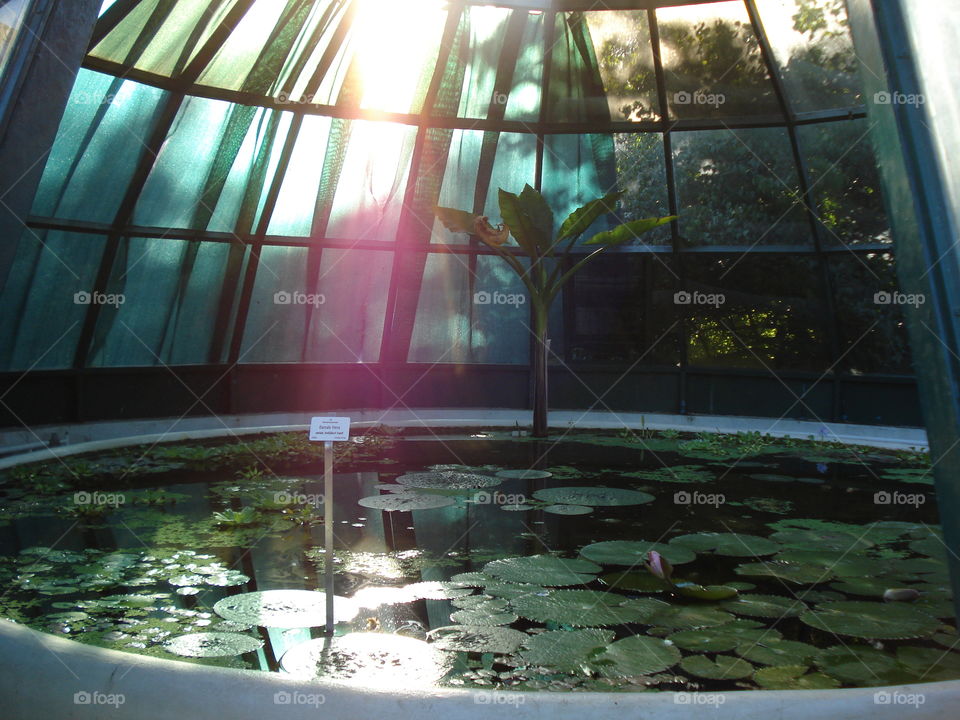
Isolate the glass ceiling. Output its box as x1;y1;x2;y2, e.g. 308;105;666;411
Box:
0;0;909;389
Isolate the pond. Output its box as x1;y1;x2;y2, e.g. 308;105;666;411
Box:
0;428;955;692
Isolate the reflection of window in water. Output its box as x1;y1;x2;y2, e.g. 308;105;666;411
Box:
0;0;31;77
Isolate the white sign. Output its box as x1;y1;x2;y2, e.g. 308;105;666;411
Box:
309;416;350;442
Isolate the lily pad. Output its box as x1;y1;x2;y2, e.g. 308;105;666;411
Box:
450;595;507;610
753;665;840;689
394;471;501;489
580;540;696;566
668;619;771;652
280;633;453;687
599;571;671;594
670;532;780;557
496;469;552;480
519;628;615;671
543;504;593;516
800;601;940;640
882;468;933;485
357;494;456;511
623;465;714;484
722;594;806;619
814;645;902;684
736;638;818;667
164;632;263;658
532;487;654;507
681;654;754;680
645;604;735;629
735;560;832;585
213;590;358;628
449;608;517;626
482;555;601;586
594;636;681;677
510;589;667;627
428;625;528;654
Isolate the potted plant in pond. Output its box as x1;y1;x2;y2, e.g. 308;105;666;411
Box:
435;185;675;438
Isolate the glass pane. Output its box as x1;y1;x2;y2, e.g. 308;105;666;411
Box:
267;114;334;236
757;0;863;112
829;252;913;375
673;127;808;247
583;10;660;123
614;132;671;244
503;10;544;122
0;231;105;371
683;254;831;371
88;239;230;366
566;253;680;364
408;253;530;364
797;119;891;248
0;0;30;77
657;1;781;121
32;71;168;224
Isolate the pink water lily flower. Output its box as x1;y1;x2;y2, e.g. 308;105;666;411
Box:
644;550;673;581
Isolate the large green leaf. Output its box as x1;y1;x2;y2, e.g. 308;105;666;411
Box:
499;187;547;255
434;206;477;234
800;601;940;640
583;216;675;245
482;554;601;587
595;635;682;677
519;628;615;671
556;191;623;241
519;184;554;251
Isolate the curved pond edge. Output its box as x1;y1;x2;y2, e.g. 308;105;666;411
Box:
0;620;954;720
0;409;928;469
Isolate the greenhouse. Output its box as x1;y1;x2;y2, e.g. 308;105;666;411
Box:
0;0;957;718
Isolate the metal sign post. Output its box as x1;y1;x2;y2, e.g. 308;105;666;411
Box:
309;417;350;636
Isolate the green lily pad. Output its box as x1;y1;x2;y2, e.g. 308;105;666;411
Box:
357;494;456;511
722;594;806;619
428;625;528;654
449;608;517;626
482;582;546;600
668;619;771;652
401;581;475;601
280;633;453;687
674;583;740;601
482;555;601;587
681;654;754;680
770;528;873;553
599;571;671;593
450;595;507;610
645;604;735;629
800;601;940;639
735;560;832;585
623;465;714;484
743;497;795;515
882;468;933;485
519;628;615;671
814;645;902;685
496;469;552;480
754;665;840;689
213;590;358;628
164;632;263;658
395;471;501;489
594;635;681;677
736;638;818;667
510;589;667;627
532;487;654;507
894;646;960;682
670;532;780;557
543;504;593;516
580;540;696;566
448;572;488;587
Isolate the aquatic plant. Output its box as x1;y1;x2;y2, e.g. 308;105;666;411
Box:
211;507;258;527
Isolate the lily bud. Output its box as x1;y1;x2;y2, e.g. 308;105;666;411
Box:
474;216;510;246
